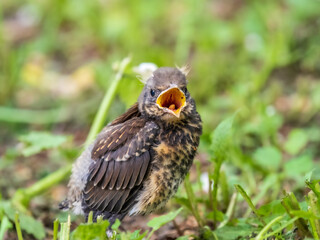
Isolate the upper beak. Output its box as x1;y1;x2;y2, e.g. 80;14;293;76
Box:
156;86;186;118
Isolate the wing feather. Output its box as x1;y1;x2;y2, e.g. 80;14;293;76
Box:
101;160;114;189
115;162;129;190
93;160;108;185
137;151;150;185
128;156;144;189
83;107;159;215
121;160;135;189
108;161;121;189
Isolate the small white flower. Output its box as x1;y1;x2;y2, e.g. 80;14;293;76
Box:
133;63;158;84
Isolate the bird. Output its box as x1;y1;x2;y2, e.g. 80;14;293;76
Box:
60;66;202;230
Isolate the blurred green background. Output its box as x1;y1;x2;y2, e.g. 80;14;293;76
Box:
1;0;319;135
1;0;320;239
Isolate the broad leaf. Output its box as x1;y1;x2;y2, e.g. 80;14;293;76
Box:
147;208;182;231
284;154;313;177
284;129;308;155
19;131;68;156
257;200;286;217
253;146;281;171
1;201;45;240
210;113;237;161
71;221;110;240
214;222;259;240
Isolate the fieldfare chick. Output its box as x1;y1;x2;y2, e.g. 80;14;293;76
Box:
60;67;202;227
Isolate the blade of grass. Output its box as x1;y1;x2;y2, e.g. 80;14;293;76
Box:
255;215;283;240
60;215;71;240
218;192;237;229
11;56;131;212
184;175;204;227
219;171;230;209
308;191;320;238
235;184;266;226
85;56;131;146
281;192;312;238
262;217;298;239
87;211;93;224
212;158;223;228
15;212;23;240
53;219;59;240
306;181;320;200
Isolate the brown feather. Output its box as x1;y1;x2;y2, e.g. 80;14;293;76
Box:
108;161;121;189
101;160;114;189
128;156;144;189
137;151;150;185
83;106;159;215
112;190;131;213
115;162;129;190
121;160;135;189
93;160;108;186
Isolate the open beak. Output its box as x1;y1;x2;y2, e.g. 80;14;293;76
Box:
156;86;186;118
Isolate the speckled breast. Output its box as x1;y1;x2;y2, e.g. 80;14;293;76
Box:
130;120;201;215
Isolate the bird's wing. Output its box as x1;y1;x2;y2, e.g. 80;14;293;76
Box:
83;109;159;214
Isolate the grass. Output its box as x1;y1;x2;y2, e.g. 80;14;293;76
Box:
1;0;320;239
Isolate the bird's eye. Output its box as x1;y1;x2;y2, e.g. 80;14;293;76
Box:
150;89;155;97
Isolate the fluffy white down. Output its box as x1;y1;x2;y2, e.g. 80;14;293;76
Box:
67;144;94;215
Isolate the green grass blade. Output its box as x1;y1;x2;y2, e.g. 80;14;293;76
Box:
85;56;131;146
60;215;71;240
211;158;222;227
235;184;266;226
53;219;59;240
255;215;283;240
262;217;298;239
281;192;312;238
87;211;93;224
14;212;23;240
218;192;238;229
308;191;320;238
184;175;204;227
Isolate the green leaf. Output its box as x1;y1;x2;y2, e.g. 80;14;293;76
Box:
284;154;313;177
111;219;121;231
206;210;225;222
284;129;308;155
71;221;110;240
290;210;320;219
174;197;192;212
19;131;68;157
147;208;183;231
253;146;281;171
2;202;45;240
0;216;12;240
214;222;259;240
210;112;237;160
128;230;147;240
257;200;286;217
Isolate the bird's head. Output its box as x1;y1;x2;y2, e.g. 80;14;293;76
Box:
138;67;195;122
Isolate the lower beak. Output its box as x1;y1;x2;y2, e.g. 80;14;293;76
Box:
156;87;186;118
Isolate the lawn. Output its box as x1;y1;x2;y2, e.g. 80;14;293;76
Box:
1;0;320;239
